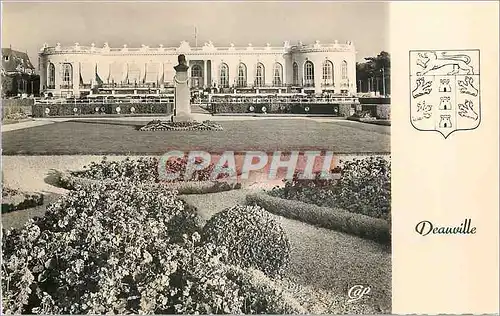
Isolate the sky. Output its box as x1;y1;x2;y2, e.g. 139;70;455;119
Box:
1;1;388;68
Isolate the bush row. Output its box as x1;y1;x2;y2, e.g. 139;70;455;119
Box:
211;102;342;115
1;100;33;119
2;182;297;314
32;103;173;117
247;192;390;244
360;104;391;120
1;192;44;214
57;170;241;194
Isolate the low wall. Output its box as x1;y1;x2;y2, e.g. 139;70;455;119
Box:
1;99;34;118
32;102;174;117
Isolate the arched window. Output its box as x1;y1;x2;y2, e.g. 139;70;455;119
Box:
219;63;229;88
255;63;265;87
304;61;314;86
237;63;247;87
62;63;73;88
191;64;203;88
341;60;348;79
322;60;334;86
292;62;299;85
273;63;283;87
191;65;203;78
48;63;55;89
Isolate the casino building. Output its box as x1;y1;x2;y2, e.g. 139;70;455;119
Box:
38;40;357;98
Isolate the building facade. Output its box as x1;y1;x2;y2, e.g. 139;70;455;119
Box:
1;48;40;97
38;40;357;98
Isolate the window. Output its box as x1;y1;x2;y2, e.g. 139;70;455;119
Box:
191;65;202;78
322;60;334;85
62;63;73;88
191;64;203;88
341;60;348;79
255;63;265;87
237;63;247;87
273;63;283;86
48;63;55;89
292;62;299;85
219;63;229;87
304;61;314;86
4;55;9;61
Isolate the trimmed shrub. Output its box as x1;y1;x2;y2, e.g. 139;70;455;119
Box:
202;205;290;277
376;104;391;119
2;190;44;214
57;170;240;194
360;104;391;120
246;192;390;244
1;183;303;314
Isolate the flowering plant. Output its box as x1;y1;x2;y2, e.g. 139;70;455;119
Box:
269;157;391;220
2;182;301;314
73;156;228;183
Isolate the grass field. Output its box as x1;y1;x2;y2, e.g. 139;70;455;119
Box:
2;118;390;155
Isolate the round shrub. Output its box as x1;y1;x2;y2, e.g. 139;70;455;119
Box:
201;205;290;277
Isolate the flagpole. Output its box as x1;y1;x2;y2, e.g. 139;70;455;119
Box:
194;26;198;48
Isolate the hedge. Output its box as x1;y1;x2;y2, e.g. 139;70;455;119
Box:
31;102;174;117
360;104;391;119
211;102;342;115
1;99;34;118
246;192;390;244
55;170;241;194
1;192;44;214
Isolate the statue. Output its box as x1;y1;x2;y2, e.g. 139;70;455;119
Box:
174;54;189;72
173;54;192;122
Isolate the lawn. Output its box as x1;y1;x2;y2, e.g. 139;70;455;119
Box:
2;119;390;155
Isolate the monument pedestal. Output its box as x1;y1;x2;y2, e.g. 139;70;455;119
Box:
173;56;194;122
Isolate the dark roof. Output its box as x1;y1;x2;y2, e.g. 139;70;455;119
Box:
1;48;35;73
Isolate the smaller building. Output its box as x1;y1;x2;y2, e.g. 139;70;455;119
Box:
1;48;40;97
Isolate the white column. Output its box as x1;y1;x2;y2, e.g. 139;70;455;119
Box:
314;59;322;94
203;59;208;88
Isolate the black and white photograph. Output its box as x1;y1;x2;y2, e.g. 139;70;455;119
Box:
1;1;391;314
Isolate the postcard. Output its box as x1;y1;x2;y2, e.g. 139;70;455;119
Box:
1;1;498;315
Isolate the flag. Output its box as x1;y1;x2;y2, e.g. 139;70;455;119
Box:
95;64;103;85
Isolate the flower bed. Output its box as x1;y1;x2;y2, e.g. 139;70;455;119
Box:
246;192;390;244
269;156;391;221
139;120;223;131
3;112;30;122
1;182;305;314
32;103;173;117
55;157;241;194
2;188;44;214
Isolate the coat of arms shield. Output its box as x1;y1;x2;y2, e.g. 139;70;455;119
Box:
409;49;481;139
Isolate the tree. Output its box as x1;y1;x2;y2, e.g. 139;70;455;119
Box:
356;51;391;95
